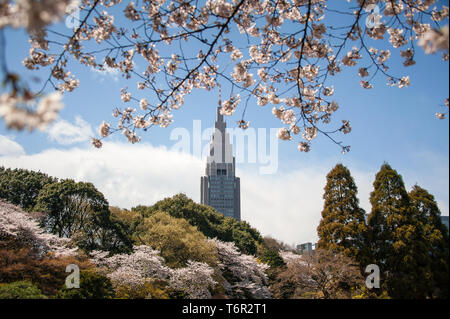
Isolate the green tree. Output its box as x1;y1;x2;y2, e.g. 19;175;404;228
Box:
109;206;143;235
0;167;55;210
56;270;115;299
258;249;285;269
132;194;262;255
0;281;47;299
133;211;218;268
34;179;132;253
409;185;449;298
317;164;366;261
366;163;425;298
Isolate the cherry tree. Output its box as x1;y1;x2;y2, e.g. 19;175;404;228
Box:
0;0;448;153
90;245;171;291
210;238;271;298
279;249;303;264
170;260;217;298
0;199;77;256
90;245;217;298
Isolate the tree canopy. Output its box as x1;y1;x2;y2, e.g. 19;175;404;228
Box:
132;193;263;255
317;163;366;261
0;166;56;211
133;210;219;268
34;179;132;253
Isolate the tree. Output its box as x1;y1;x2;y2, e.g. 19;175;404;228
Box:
0;167;56;211
409;185;449;298
272;249;363;299
34;179;132;253
132;211;219;268
169;260;217;299
0;1;448;153
90;245;217;299
90;245;173;298
258;248;285;269
0;281;47;299
209;238;271;299
317;164;366;262
56;270;115;299
109;206;143;236
0;199;76;257
366;163;425;298
133;193;262;255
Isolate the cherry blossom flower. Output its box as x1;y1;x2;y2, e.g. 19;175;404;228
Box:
0;0;447;153
0;200;76;257
99;121;110;137
277;127;291;141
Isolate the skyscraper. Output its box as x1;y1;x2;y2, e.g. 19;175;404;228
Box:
200;107;241;221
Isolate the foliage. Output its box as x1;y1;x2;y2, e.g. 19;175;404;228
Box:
170;260;217;299
109;206;143;235
113;280;171;299
409;185;449;299
133;211;218;268
0;167;56;211
0;281;47;299
210;238;271;299
132;194;262;255
272;249;363;299
0;199;76;257
56;270;115;299
34;179;132;253
366;163;428;298
0;244;93;296
257;248;285;269
351;286;391;299
317;164;366;261
0;1;448;153
90;245;216;299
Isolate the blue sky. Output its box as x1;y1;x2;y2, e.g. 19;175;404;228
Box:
0;2;448;245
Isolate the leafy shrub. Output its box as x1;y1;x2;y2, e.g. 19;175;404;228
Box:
0;281;47;299
56;270;115;299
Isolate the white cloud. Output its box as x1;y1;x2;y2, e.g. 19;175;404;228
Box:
91;65;120;82
47;116;94;145
0;142;447;246
0;135;25;157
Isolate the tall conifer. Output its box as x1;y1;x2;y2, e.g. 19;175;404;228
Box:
367;163;421;298
409;185;449;298
317;164;366;261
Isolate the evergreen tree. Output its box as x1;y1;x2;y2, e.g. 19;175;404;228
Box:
0;167;56;210
317;164;366;261
34;179;132;254
367;163;424;298
409;185;449;298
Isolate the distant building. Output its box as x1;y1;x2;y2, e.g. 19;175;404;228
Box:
297;242;314;255
441;216;449;231
200;107;241;221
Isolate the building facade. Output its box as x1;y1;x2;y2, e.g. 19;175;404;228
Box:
200;107;241;221
441;216;449;231
296;242;315;255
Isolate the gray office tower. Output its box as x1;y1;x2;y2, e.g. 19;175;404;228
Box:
201;107;241;221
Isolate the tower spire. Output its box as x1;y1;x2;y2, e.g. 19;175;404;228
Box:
216;85;224;123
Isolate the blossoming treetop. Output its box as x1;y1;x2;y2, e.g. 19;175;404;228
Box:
0;0;448;153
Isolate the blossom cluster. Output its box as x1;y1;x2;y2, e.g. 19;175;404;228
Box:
0;200;77;257
0;0;448;153
0;92;63;131
209;238;271;299
90;245;216;299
